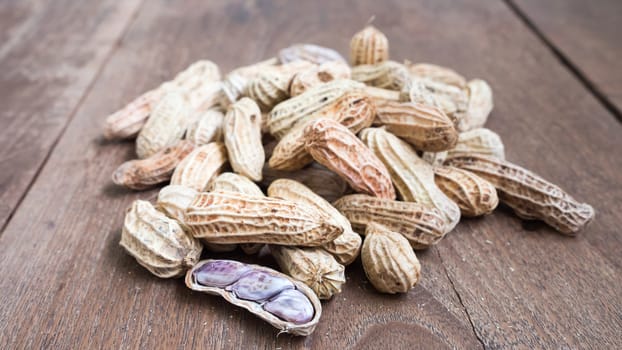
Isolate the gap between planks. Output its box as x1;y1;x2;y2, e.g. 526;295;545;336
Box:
502;0;622;123
0;0;147;237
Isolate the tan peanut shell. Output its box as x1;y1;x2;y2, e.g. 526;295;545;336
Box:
350;25;389;65
278;43;346;64
103;88;165;140
156;185;199;223
261;162;351;203
185;260;322;336
267;179;362;265
402;78;468;125
373;100;458;151
423;127;506;166
223;98;265;181
170;142;228;191
267;79;364;139
167;60;221;90
362;222;421;294
120;200;202;278
270;246;345;300
361;86;401;105
459;79;494;132
405;62;467;88
269;92;376;171
305;119;396;199
433;166;499;217
185;109;224;146
360;127;461;232
210;172;264;196
446;155;594;235
136;92;191;159
184;191;343;245
351;61;410;91
247;71;291;111
112;140;195;190
290;61;352;96
185;80;224;113
333;194;446;249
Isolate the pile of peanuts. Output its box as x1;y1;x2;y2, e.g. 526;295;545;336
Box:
104;24;594;336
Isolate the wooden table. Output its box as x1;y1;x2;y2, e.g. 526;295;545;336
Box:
1;0;620;348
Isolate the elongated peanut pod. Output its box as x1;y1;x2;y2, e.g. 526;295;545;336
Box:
433;166;499;217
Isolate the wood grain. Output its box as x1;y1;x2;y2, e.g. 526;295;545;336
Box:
510;0;622;114
0;0;143;229
0;0;621;348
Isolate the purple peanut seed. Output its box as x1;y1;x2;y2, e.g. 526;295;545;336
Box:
194;260;251;288
228;271;294;301
263;289;314;324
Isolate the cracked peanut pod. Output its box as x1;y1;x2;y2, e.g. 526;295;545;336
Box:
210;172;265;255
279;43;346;64
350;25;389;65
290;61;352;96
185;109;224;146
210;172;264;196
136;92;191;159
334;194;446;249
270;246;345;300
112;140;195;190
267;79;365;139
156;185;198;223
120;200;202;278
459;79;494;132
351;61;410;91
170;142;228;191
247;71;291;111
269;92;376;171
184;191;343;246
373;100;458;152
405;61;467;88
103;88;165;140
305;119;395;199
360;127;461;232
261;162;350;203
267;179;362;265
362;222;421;294
433;166;499;217
186;260;321;336
446;155;594;235
224;98;264;181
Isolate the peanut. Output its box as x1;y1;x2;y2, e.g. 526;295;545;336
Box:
112;140;195;190
405;61;467;88
183;191;343;246
103;88;164;140
459;79;493;132
333;194;447;249
247;70;291;111
305;119;396;199
270;246;345;300
423;127;505;166
350;25;389;65
223;98;264;181
279;43;346;64
156;185;198;223
373;99;458;151
185;109;224;146
290;61;352;96
136;92;191;159
120;200;202;278
433;165;499;217
362;222;421;294
351;60;410;91
446;155;594;234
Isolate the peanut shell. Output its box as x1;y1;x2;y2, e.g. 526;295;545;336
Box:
170;142;228;191
433;165;499;217
405;62;467;88
351;61;410;91
224;98;265;181
290;61;352;96
459;79;494;132
185;109;224;146
278;43;346;65
350;25;389;65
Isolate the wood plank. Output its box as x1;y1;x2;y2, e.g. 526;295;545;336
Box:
0;1;482;349
0;0;620;348
0;0;143;230
509;0;622;115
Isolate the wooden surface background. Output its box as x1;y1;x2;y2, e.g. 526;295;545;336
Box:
0;0;620;349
